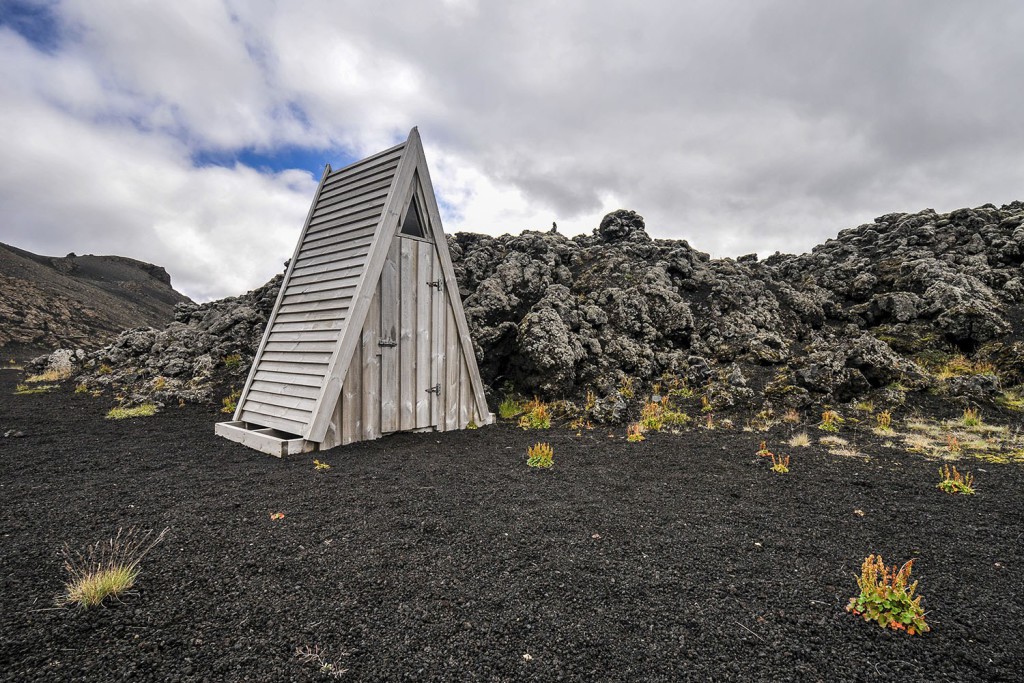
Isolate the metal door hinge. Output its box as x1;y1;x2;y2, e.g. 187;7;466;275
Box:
425;384;441;395
378;338;397;348
427;279;442;289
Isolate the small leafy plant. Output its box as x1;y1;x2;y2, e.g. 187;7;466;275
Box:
770;453;790;474
152;376;167;391
700;395;713;413
640;400;665;431
937;464;975;495
527;442;554;468
498;396;524;420
74;383;89;394
106;404;157;420
618;376;635;399
961;407;981;428
756;440;773;457
518;398;551;430
876;410;893;432
223;353;243;371
60;527;169;608
221;389;241;414
626;423;645;442
782;408;801;424
313;459;331;471
946;435;961;454
846;554;930;635
97;363;113;375
818;410;844;432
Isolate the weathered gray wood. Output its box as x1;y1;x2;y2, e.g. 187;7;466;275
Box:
253;370;323;387
215;422;314;458
233;164;332;421
445;304;459;431
459;356;470;429
258;351;333;366
272;309;347;324
304;131;421;443
281;285;359;306
303;214;381;243
341;340;362;444
269;320;345;334
309;197;387;227
318;171;394;204
415;240;433;428
240;398;311;421
276;300;352;316
361;284;382;440
296;230;379;260
322;145;403;190
313;184;391;217
289;254;368;280
399;238;416;431
380;238;400;433
239;409;309;436
413;138;493;424
267;330;342;343
256;360;329;376
308;204;383;230
263;340;337;353
294;238;374;266
287;269;363;289
431;243;444;429
249;380;322;399
245;390;317;411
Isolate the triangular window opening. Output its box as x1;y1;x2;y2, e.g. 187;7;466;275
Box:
400;196;426;238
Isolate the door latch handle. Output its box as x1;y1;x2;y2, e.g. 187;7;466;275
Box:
425;384;441;395
378;338;397;347
427;279;442;289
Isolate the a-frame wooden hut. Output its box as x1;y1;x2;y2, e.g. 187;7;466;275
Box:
216;128;493;456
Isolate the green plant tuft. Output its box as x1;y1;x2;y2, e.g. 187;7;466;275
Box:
846;554;929;635
498;396;524;420
221;389;241;414
937;464;975;495
106;404;157;420
518;398;551;430
527;442;554;468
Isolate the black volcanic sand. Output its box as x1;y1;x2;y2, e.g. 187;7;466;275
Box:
1;369;1022;682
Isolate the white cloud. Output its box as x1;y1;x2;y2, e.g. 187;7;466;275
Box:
1;0;1023;301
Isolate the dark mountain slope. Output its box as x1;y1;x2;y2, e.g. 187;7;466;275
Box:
0;243;191;356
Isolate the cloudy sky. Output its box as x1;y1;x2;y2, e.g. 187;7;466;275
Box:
2;1;1022;301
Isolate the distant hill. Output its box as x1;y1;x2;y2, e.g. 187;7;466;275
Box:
0;242;191;357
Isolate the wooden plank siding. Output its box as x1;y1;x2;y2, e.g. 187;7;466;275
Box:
235;144;400;437
223;129;494;455
380;239;400;433
415;240;433;429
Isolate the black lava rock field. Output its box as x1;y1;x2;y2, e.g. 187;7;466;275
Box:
2;364;1022;681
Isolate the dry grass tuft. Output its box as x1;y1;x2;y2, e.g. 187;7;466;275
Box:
25;368;72;383
60;527;169;608
788;432;811;448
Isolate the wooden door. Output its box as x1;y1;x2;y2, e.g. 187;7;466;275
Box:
396;237;440;431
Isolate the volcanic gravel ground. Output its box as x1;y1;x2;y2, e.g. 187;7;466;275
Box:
1;369;1022;682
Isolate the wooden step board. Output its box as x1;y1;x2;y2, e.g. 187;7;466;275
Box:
215;421;317;458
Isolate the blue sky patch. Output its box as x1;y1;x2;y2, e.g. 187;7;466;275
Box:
193;144;359;178
0;0;62;52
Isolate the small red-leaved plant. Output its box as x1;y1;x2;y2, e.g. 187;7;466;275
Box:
846;554;930;635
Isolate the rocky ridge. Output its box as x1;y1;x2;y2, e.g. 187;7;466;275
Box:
29;201;1024;422
0;243;190;356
